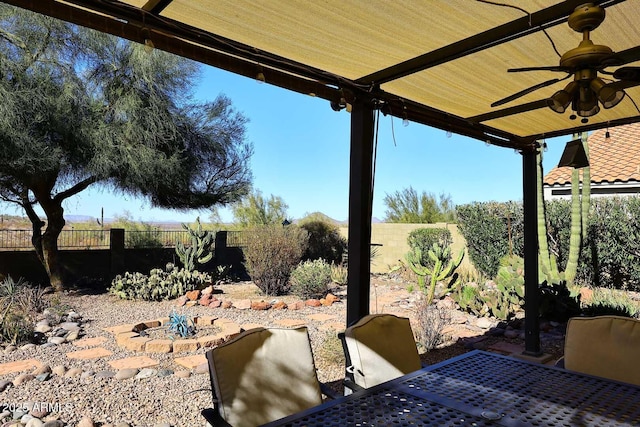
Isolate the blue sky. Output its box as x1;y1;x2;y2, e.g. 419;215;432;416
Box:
3;65;569;224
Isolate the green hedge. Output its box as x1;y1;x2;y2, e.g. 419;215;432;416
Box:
407;228;452;266
455;202;522;278
456;197;640;291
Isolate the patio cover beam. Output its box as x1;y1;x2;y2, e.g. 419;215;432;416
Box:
357;0;625;86
4;0;345;106
141;0;173;14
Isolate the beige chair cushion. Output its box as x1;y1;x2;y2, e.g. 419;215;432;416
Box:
208;327;323;427
345;314;422;388
564;315;640;386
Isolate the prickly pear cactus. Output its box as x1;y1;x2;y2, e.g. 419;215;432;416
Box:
488;255;526;319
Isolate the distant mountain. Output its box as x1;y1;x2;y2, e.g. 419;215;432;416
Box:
64;215;95;223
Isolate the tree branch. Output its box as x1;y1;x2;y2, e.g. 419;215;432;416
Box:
53;176;99;203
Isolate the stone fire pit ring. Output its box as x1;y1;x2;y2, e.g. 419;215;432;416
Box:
105;316;242;354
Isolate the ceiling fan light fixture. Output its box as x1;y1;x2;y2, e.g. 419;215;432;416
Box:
573;86;600;117
590;78;625;108
547;81;578;113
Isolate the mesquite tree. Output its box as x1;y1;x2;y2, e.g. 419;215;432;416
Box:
0;5;253;290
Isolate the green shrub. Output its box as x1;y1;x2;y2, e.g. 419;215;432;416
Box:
290;259;332;299
243;225;309;295
407;228;452;266
330;264;348;285
456;202;522;278
298;219;347;264
582;287;639;318
109;263;211;301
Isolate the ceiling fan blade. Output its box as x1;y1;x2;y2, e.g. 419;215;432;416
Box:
613;67;640;82
603;46;640;67
608;80;640;91
508;66;567;73
491;78;563;107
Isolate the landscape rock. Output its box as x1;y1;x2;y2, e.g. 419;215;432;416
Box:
174;370;191;378
476;317;493;329
65;330;80;341
67;311;81;321
12;373;35;386
208;299;222;308
20;343;36;351
25;419;44;427
234;299;251;310
32;365;51;376
288;300;305;310
80;371;95;379
95;370;115;379
250;301;270;310
272;301;287;310
185;290;200;301
135;368;157;380
35;373;51;382
34;323;52;333
77;416;94;427
65;368;83;377
48;337;65;345
0;380;12;392
325;293;340;303
20;414;34;424
115;368;139;380
305;299;322;307
199;294;216;306
51;365;67;376
175;295;188;307
221;301;233;309
42;421;64;427
59;322;81;331
157;369;174;378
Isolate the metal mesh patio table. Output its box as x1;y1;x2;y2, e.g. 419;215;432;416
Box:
260;350;640;426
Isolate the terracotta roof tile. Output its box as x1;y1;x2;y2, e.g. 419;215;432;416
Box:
544;123;640;186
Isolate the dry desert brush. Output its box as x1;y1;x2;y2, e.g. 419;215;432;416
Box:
0;276;46;345
243;225;309;295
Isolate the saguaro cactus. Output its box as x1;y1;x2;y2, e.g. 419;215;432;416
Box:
407;242;464;304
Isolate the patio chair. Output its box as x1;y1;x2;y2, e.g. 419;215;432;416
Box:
339;313;422;391
201;326;336;427
559;315;640;386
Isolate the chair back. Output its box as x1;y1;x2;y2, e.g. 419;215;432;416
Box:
344;313;422;388
206;327;323;427
564;315;640;386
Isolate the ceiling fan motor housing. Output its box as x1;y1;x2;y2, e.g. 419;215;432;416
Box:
568;3;605;33
561;4;611;69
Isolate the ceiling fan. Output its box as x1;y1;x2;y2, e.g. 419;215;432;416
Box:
492;3;640;121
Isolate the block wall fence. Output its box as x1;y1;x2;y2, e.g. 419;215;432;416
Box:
338;223;475;274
